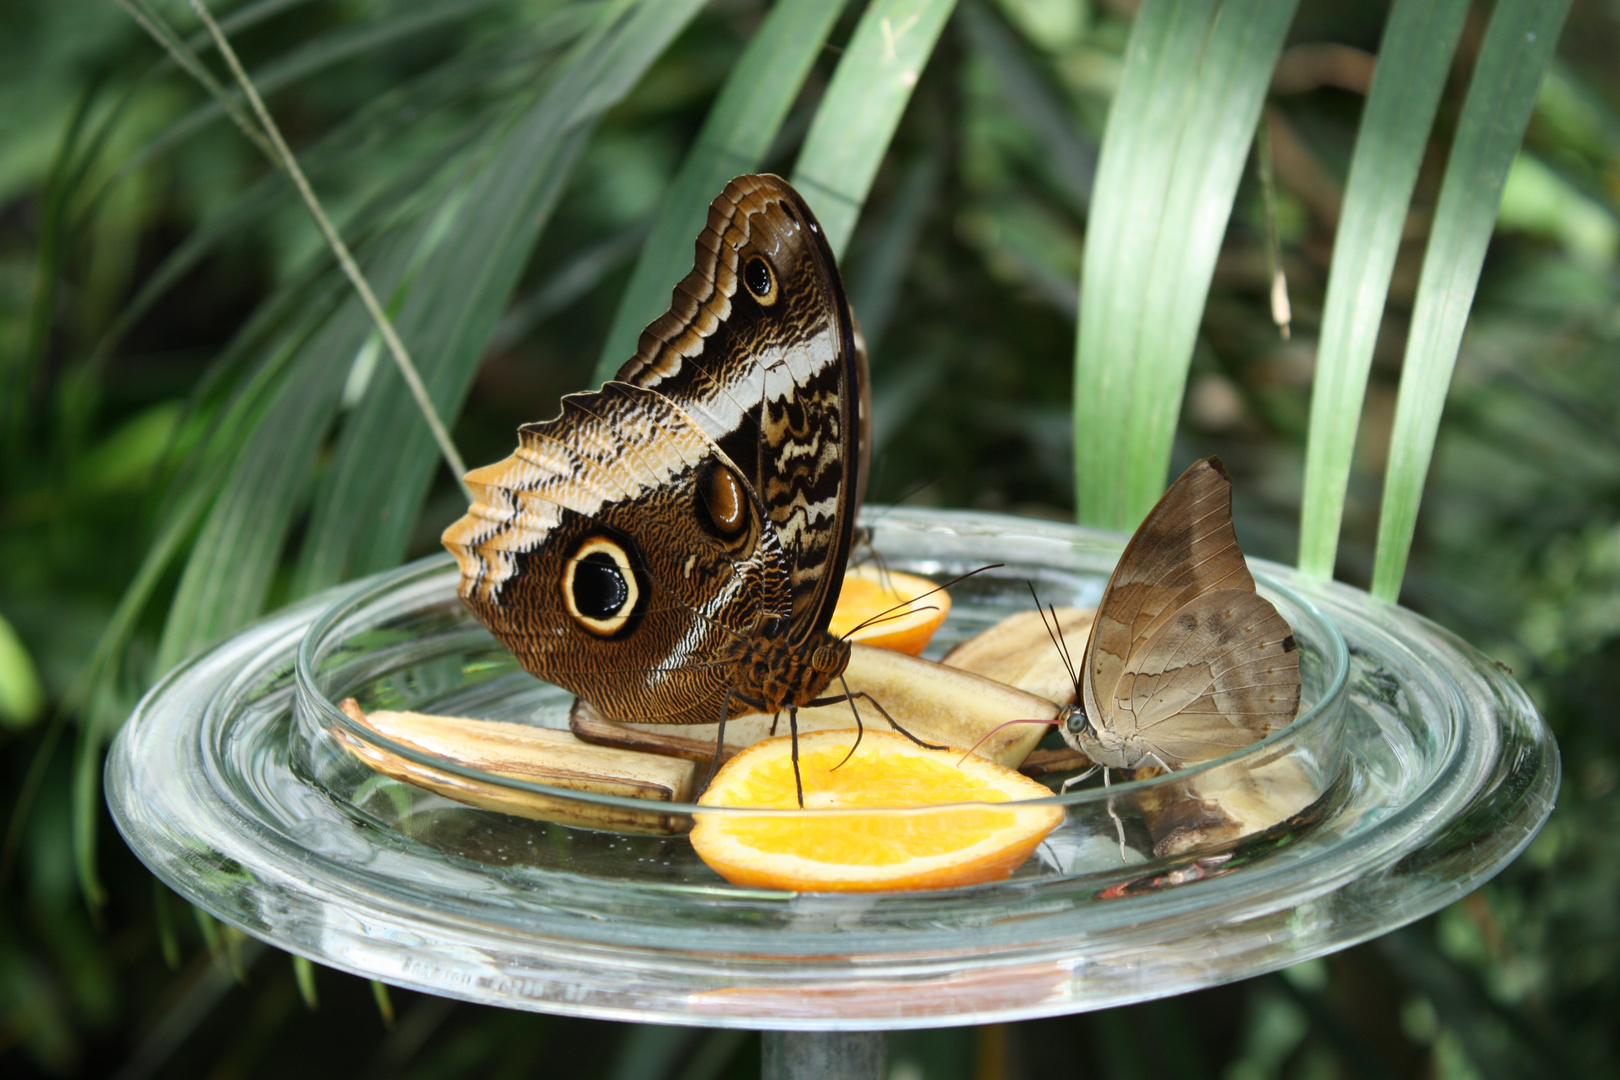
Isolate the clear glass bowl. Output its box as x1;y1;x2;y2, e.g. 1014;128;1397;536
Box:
106;508;1557;1029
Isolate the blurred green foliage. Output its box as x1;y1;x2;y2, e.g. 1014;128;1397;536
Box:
1;0;1617;1077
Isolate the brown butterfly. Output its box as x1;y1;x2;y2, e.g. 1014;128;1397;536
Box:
1057;457;1301;772
441;175;871;785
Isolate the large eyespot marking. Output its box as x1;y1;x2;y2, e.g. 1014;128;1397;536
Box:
562;536;640;637
743;256;778;306
696;461;750;540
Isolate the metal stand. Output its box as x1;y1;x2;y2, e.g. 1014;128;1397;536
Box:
761;1031;887;1080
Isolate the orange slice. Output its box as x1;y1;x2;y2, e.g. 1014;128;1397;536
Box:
828;566;951;655
691;729;1063;892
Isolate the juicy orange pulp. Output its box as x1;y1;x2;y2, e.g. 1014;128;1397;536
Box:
691;730;1062;892
828;566;951;655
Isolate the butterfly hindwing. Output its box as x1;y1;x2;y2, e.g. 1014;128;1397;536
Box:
444;382;796;724
1115;589;1299;766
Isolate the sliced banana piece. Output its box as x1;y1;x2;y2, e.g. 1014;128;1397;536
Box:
942;606;1093;704
336;699;693;834
570;642;1059;769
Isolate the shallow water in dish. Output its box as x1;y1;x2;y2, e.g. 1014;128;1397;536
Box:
109;508;1554;1028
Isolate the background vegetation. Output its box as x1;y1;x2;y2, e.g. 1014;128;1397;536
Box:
2;0;1617;1076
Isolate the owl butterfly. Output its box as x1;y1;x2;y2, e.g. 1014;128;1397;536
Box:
442;174;878;796
1054;457;1301;777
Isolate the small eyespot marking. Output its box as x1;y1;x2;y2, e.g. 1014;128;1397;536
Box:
696;462;750;539
562;536;640;637
743;256;778;305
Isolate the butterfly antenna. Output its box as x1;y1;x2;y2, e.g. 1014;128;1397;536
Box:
1026;582;1080;695
840;564;1005;640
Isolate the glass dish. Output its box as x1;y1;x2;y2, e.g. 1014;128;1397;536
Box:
106;508;1557;1029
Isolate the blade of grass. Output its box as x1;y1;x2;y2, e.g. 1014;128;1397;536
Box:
7;79;101;463
847;151;943;359
593;0;855;382
295;0;708;592
790;0;959;257
84;15;582;385
105;0;574;202
1370;0;1573;601
188;0;471;492
1295;0;1470;581
1072;0;1299;531
116;0;279;162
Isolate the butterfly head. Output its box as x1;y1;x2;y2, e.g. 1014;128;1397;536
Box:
1056;702;1101;757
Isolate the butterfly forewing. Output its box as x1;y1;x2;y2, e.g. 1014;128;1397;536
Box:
1083;459;1257;732
616;175;860;646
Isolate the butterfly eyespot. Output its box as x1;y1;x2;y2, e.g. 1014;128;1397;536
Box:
743;256;778;305
696;462;751;540
562;536;641;637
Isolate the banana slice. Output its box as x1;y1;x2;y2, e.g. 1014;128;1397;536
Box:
336;699;693;834
570;643;1059;769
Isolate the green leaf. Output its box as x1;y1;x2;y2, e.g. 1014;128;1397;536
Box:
1370;0;1574;601
153;267;387;671
1072;0;1299;531
1295;0;1470;581
0;610;46;728
593;0;855;383
292;955;318;1009
791;0;959;257
295;0;708;593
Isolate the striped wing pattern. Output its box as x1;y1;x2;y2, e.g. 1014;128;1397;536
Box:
442;175;859;725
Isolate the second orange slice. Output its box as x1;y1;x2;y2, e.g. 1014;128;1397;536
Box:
829;566;951;655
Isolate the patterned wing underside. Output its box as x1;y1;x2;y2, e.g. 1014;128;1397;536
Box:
1083;458;1258;727
614;174;858;645
1111;589;1301;765
441;382;793;724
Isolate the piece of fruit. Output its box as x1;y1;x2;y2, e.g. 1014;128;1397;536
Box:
571;643;1057;769
828;565;951;655
336;700;692;834
691;729;1063;892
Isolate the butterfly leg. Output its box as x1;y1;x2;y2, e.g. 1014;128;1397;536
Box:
1102;767;1128;861
1059;764;1101;793
788;708;804;808
700;690;738;794
808;678;948;752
